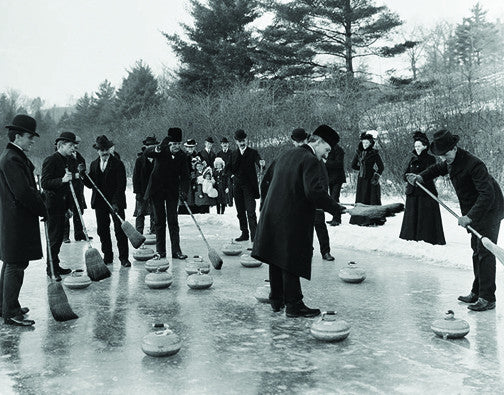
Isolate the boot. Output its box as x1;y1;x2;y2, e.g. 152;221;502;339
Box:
286;301;321;318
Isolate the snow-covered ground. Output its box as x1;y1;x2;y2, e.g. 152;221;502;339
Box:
82;181;503;274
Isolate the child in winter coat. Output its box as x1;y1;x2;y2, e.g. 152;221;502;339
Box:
195;165;217;208
213;157;230;214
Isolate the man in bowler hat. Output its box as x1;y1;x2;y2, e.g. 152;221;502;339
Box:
407;130;504;311
252;125;344;318
144;128;190;259
229;129;265;242
41;131;80;277
82;135;130;266
0;115;46;326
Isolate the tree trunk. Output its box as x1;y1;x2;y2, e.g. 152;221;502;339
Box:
344;0;354;78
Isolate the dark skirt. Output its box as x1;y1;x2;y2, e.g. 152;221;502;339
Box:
399;194;446;245
355;177;381;205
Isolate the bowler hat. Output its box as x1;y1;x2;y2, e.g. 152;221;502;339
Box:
205;136;215;143
93;135;114;150
430;129;459;155
55;131;79;144
5;114;39;137
291;128;309;142
412;131;429;146
313;125;339;147
220;137;229;143
167;127;182;143
184;139;197;147
143;135;159;146
234;129;247;140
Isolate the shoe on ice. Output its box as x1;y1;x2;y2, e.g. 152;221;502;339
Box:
322;252;335;261
286;301;321;318
5;315;35;326
468;298;495;311
458;292;478;304
270;299;285;312
235;234;249;242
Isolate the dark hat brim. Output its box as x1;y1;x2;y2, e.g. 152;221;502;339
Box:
5;125;40;137
430;135;459;155
55;137;78;144
93;141;114;150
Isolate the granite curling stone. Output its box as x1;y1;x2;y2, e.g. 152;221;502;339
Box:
431;310;470;339
141;323;182;357
240;253;262;268
254;280;271;303
133;246;156;261
63;269;91;290
222;239;243;256
144;233;156;245
145;255;170;273
339;261;366;283
310;311;351;342
187;270;213;289
185;255;210;275
145;269;173;289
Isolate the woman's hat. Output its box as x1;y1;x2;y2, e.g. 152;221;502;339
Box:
430;129;459;155
5;114;39;137
412;131;429;146
214;157;225;168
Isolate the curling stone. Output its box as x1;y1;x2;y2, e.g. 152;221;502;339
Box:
141;323;182;357
145;269;173;289
254;280;271;303
240;253;262;268
431;310;470;339
133;246;156;261
339;261;366;283
144;233;156;245
145;255;170;272
187;270;213;289
63;269;91;290
310;311;351;342
222;239;243;256
185;255;210;275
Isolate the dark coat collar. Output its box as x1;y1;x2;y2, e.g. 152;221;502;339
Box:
300;144;316;156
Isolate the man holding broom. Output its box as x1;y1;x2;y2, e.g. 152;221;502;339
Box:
407;130;504;311
0;115;47;326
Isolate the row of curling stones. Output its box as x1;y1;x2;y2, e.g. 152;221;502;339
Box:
63;269;91;290
186;256;213;289
142;323;182;357
339;261;366;283
431;310;470;339
145;255;172;289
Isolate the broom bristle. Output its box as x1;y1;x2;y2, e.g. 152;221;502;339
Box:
85;247;111;281
48;281;78;322
121;221;146;249
208;248;223;270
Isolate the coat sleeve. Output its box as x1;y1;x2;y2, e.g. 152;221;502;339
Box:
41;156;64;191
375;152;384;175
303;158;340;216
418;161;448;182
112;160;127;207
466;161;495;222
132;157;142;194
4;156;46;217
351;151;360;171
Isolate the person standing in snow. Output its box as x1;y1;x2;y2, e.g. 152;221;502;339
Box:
407;130;504;311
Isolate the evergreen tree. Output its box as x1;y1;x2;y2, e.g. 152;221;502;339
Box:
256;0;405;80
115;60;160;119
164;0;259;93
71;93;94;132
92;80;116;126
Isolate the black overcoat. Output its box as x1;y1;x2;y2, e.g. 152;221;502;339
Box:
67;151;87;210
0;143;46;262
252;145;340;280
199;149;216;168
399;150;445;245
351;145;384;205
144;147;190;201
41;151;73;213
419;148;504;231
229;147;261;199
133;153;154;197
83;154;127;210
325;144;346;186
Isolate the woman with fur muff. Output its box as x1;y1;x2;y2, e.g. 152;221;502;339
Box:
351;132;384;205
399;132;446;245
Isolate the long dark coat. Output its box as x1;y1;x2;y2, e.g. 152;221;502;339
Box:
399;150;446;245
144;147;189;202
214;168;229;205
0;143;46;262
67;151;87;210
199;149;216;168
351;145;384;205
419;148;504;232
216;149;233;204
229;147;261;199
132;152;154;216
83;154;127;210
41;151;76;214
252;145;341;280
325;144;346;186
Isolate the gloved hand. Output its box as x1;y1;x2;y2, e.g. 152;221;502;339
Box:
371;172;380;186
458;215;472;228
406;173;423;186
111;203;119;213
77;163;86;174
159;137;171;151
179;191;188;202
62;170;73;183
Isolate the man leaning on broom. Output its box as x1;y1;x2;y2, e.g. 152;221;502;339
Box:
0;115;47;326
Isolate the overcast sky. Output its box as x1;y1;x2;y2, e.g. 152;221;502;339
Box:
1;0;503;108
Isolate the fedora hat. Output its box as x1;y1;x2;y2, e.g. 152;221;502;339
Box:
184;138;197;147
234;129;247;141
313;125;339;147
55;131;79;144
167;127;182;143
291;128;309;142
5;114;39;137
220;137;229;143
93;135;114;150
142;135;159;146
430;129;459;155
205;136;215;143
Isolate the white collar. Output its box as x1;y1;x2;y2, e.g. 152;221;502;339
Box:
239;146;247;155
307;144;316;155
11;142;24;152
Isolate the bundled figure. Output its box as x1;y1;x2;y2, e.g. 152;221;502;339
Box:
216;137;233;207
213;157;230;214
195;166;217;207
399;132;445;245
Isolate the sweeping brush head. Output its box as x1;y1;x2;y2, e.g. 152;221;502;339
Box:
121;221;146;249
208;248;223;270
85;247;111;281
48;281;78;322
